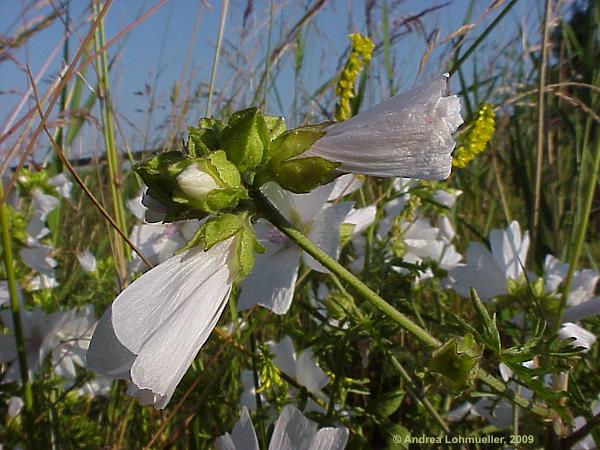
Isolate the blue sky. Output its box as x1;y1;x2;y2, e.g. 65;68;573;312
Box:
0;0;538;159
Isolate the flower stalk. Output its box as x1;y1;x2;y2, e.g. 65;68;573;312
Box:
253;188;550;418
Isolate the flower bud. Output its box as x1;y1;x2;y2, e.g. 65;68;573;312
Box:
177;163;220;201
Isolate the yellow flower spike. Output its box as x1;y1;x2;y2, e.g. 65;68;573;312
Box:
335;33;375;122
255;345;284;394
452;104;495;168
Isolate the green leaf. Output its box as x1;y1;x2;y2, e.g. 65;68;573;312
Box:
272;157;340;193
370;388;405;418
470;288;501;354
221;107;269;171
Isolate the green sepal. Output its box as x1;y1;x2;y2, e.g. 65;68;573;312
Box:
264;115;286;141
232;223;265;283
272;157;340;194
208;150;242;188
179;213;244;254
179;213;265;283
134;152;190;205
186;118;225;157
221;107;269;172
265;123;328;167
427;334;482;390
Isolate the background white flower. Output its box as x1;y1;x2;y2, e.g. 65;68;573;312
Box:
237;181;353;315
216;405;349;450
447;221;529;301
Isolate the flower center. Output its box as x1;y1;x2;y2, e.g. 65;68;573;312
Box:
267;228;289;246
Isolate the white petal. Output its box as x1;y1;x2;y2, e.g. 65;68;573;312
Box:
19;245;57;274
445;402;475;422
447;242;508;300
48;173;72;199
269;337;299;380
558;323;596;351
127;189;147;221
238;222;300;315
437;216;456;242
296;348;328;394
563;297;600;322
77;250;97;273
268;405;318;450
303;202;353;273
328;174;363;201
87;238;234;408
262;182;334;227
216;407;260;450
32;188;59;219
489;221;529;280
344;206;376;235
309;427;349;450
433;189;462;208
305;76;462;179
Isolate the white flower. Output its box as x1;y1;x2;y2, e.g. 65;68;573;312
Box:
216;405;349;450
304;75;462;179
177;164;220;200
269;336;329;405
86;237;236;409
558;323;596;352
0;307;94;383
77;377;113;398
237;182;352;315
77;250;97;273
48;173;72;199
544;255;599;307
7;396;24;418
432;188;462;208
31;188;59;220
447;221;529;301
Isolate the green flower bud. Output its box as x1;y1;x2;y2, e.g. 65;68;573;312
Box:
221;107;269;172
427;334;482;390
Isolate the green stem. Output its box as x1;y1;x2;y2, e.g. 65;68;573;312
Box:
253;189;550;418
253;190;441;349
390;355;450;434
0;183;35;441
92;0;130;275
205;0;228;117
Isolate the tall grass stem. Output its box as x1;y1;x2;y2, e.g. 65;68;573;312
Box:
206;0;229;117
0;182;35;442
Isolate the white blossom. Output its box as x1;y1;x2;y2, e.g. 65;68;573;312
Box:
446;221;529;301
216;405;348;450
304;75;462;180
237;182;352;315
86;238;236;409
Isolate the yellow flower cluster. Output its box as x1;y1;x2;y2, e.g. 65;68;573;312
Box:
452;104;495;168
335;33;375;122
256;344;284;393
